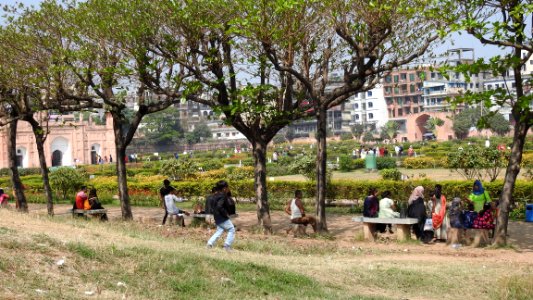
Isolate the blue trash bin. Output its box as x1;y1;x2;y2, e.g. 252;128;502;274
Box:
526;204;533;222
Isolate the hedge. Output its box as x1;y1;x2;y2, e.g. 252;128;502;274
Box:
3;175;532;213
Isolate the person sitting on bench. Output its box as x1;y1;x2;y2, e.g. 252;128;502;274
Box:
86;188;108;221
284;190;317;233
164;188;190;226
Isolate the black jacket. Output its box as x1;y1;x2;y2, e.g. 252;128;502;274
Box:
212;192;230;224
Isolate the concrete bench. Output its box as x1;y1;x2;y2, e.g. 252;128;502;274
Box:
448;228;491;247
70;209;108;219
353;217;419;241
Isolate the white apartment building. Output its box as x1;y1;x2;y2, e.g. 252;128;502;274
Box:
345;84;388;130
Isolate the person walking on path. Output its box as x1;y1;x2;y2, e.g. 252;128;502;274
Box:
207;180;236;252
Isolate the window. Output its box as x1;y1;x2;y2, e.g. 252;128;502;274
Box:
386;97;393;105
353;103;359;109
355;114;360;120
367;91;372;97
368;113;374;119
396;97;403;105
394;87;399;94
400;73;407;81
405;108;411;114
385;75;392;83
410;84;415;93
384;86;392;94
530;60;533;65
455;72;460;79
409;73;415;81
368;102;373;108
487;84;493;90
413;107;419;113
394;75;399;83
397;109;403;116
431;72;436;79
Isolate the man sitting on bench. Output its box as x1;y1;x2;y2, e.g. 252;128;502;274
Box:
164;188;190;227
285;190;317;233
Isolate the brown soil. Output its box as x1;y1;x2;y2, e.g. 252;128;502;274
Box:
28;203;533;254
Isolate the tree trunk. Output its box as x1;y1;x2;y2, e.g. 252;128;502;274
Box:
315;107;328;232
112;116;133;220
6;120;28;212
493;120;529;246
31;124;54;216
252;139;272;233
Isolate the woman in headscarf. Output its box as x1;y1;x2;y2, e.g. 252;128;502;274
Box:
407;186;426;240
428;184;447;241
468;180;491;212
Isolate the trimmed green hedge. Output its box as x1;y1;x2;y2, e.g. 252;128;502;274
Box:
6;175;532;205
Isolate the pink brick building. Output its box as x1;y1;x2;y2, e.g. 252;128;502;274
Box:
0;113;116;169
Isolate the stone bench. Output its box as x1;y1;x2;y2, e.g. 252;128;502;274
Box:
70;209;108;220
448;227;491;247
353;217;419;241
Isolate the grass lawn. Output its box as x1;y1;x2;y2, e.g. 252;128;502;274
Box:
1;209;532;299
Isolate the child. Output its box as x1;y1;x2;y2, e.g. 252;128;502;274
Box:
462;202;478;229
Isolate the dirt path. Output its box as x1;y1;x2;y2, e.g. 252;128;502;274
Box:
28;203;533;252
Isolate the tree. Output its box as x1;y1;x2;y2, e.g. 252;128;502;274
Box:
140;106;184;147
424;117;445;136
49;167;87;200
452;108;479;139
31;0;191;220
351;124;365;141
444;0;533;245
264;0;446;232
0;4;99;216
381;121;400;140
150;0;317;232
447;146;485;180
487;112;510;136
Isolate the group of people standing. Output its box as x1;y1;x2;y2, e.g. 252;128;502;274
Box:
363;180;497;244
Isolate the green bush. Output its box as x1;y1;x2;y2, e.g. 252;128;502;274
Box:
338;155;356;172
49;167;88;199
380;169;402;181
376;157;397;170
267;163;294;176
198;160;224;171
402;157;442;169
226;166;254;181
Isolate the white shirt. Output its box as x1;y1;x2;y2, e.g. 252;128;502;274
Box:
290;199;302;220
165;194;184;214
378;197;400;218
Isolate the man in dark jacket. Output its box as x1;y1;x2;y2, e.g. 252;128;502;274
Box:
160;179;174;225
206;180;235;251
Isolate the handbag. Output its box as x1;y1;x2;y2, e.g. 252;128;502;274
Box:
423;218;434;231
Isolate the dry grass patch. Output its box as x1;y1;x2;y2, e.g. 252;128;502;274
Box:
1;210;533;300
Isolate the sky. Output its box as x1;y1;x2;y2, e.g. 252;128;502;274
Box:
0;0;507;60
